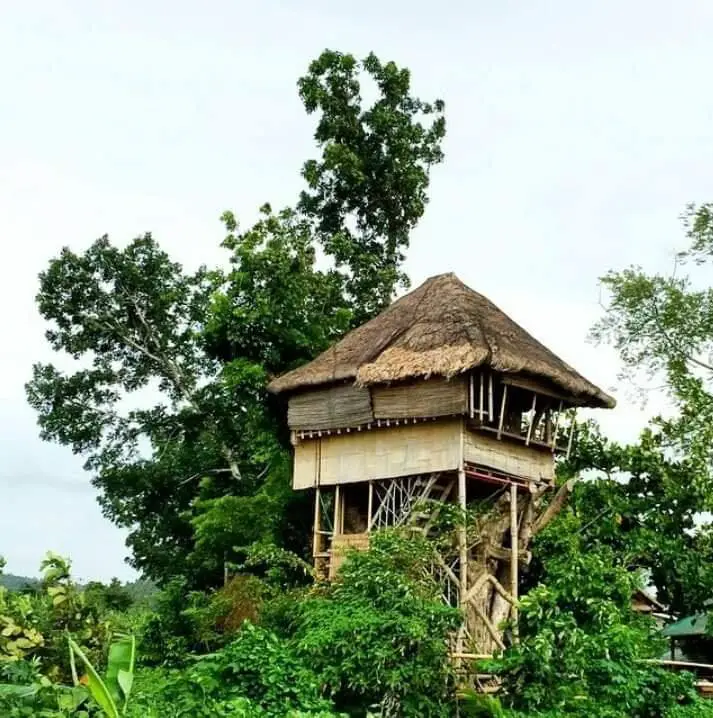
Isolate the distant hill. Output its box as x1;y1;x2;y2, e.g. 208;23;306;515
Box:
0;574;39;592
0;574;156;604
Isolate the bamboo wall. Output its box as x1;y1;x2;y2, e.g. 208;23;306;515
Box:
371;377;467;419
463;430;554;482
288;384;373;431
292;420;463;489
287;377;467;432
292;419;555;489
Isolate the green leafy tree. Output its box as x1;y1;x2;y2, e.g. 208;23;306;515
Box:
590;202;713;613
298;50;445;323
26;50;446;586
281;531;460;717
497;514;702;718
550;424;713;616
592;203;713;488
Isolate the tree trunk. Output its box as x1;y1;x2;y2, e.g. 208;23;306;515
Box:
446;480;575;655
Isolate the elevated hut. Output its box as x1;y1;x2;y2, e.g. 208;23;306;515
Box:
268;272;614;654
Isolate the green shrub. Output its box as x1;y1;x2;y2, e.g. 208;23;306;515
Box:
130;623;337;717
289;531;461;717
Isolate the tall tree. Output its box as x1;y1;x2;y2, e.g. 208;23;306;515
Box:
585;202;713;612
552;423;713;615
26;50;446;585
298;50;446;324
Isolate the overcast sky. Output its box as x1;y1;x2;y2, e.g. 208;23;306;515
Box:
1;1;711;582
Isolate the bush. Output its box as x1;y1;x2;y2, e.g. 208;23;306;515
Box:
288;531;461;717
129;623;338;717
493;514;705;718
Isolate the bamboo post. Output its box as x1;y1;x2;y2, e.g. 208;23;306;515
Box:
488;373;494;421
312;487;321;558
497;383;508;439
510;483;519;642
551;400;563;451
525;393;537;445
334;485;342;535
469;374;475;419
566;409;578;459
367;480;374;532
457;465;468;655
479;372;485;419
544;407;551;444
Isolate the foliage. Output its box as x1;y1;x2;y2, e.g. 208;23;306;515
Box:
0;554;112;682
68;633;136;717
83;580;133;615
27;50;446;588
551;423;713;616
495;513;703;718
297;50;446;322
284;531;461;716
128;623;338;718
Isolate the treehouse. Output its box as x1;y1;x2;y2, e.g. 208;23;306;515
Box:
268;272;615;654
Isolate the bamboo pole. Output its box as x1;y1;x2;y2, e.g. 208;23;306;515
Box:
367;480;374;532
525;393;537;445
510;483;519;642
469;374;475;419
458;467;467;597
479;372;485;419
312;487;321;558
488;374;494;421
457;464;468;660
334;485;341;536
551;400;563;451
566;409;578;459
497;383;508;439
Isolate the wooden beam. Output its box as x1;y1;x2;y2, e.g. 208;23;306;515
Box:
510;483;519;641
461;571;491;605
551;400;563;451
434;553;460;588
450;652;493;661
566;409;577;459
497;383;508;440
334;485;341;536
479;372;485;419
472;603;506;651
312;487;321;558
458;466;468;599
533;478;577;535
525;393;537;446
486;545;532;564
488;374;494;421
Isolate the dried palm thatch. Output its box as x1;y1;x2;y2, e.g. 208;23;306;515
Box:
268;273;615;409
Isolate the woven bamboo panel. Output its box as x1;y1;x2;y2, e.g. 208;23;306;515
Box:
371;377;467;419
287;384;373;431
292;419;462;489
329;532;370;579
464;430;554;482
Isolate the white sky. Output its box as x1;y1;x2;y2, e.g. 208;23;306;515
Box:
1;0;712;581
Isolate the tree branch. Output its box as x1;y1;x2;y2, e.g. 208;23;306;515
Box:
533;478;577;536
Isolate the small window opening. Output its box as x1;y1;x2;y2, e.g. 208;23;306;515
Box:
342;483;369;534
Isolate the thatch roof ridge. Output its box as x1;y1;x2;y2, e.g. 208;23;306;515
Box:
268;272;615;409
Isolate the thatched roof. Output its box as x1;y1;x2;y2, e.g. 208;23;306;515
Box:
268;273;615;409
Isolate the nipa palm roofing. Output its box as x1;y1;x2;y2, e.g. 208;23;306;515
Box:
268;272;615;409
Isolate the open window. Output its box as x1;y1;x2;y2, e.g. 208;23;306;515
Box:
468;371;577;455
340;483;370;534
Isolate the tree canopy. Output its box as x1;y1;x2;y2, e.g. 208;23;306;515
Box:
25;49;446;586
